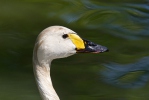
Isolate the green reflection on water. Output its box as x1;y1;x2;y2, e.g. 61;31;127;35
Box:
0;0;149;100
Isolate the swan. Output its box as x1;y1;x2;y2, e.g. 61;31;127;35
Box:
33;26;108;100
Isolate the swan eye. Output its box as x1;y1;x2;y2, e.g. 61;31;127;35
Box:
62;34;68;39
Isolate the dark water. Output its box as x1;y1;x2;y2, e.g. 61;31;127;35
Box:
0;0;149;100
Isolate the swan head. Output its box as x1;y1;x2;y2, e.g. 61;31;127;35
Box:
36;26;108;62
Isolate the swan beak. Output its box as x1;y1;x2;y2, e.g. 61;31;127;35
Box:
78;39;109;53
68;34;108;53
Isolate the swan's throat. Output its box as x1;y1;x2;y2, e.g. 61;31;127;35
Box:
33;61;60;100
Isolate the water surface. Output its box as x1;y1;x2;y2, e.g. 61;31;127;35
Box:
0;0;149;100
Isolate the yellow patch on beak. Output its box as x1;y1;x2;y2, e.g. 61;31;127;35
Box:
68;34;85;50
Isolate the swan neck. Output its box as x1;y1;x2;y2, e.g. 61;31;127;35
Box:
33;61;60;100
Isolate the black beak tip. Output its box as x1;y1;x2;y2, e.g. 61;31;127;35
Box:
98;46;109;53
105;49;109;52
106;49;109;52
100;49;109;53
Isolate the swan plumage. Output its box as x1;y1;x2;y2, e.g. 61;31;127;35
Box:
33;26;108;100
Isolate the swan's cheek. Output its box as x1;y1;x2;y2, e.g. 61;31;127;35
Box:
69;43;77;54
61;44;76;57
68;50;76;55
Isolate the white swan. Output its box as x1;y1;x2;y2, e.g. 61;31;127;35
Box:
33;26;108;100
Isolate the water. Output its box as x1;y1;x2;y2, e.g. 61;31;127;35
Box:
0;0;149;100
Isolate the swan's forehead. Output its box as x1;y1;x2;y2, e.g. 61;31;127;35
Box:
46;26;77;36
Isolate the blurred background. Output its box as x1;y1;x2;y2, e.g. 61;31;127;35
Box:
0;0;149;100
